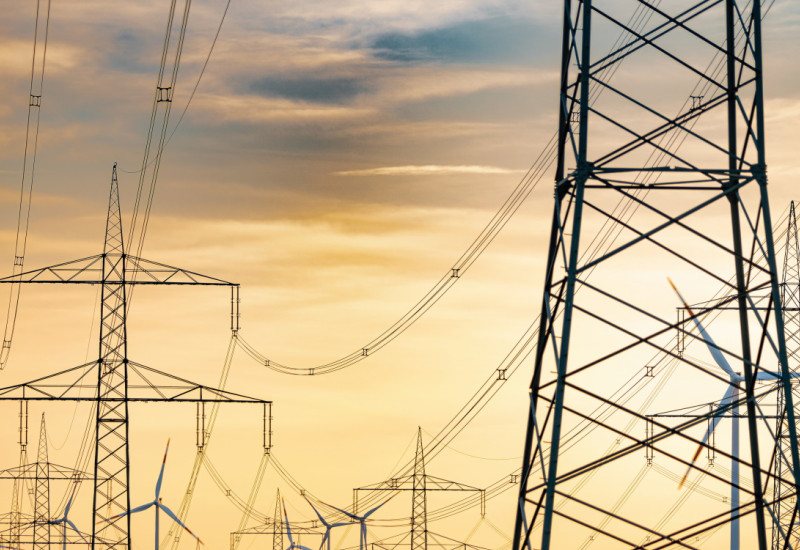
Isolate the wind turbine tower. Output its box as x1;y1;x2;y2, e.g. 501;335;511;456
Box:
512;2;800;549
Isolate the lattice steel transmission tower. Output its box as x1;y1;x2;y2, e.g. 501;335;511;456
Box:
513;2;799;550
230;490;319;550
772;201;800;550
0;413;91;548
0;165;272;550
356;428;484;550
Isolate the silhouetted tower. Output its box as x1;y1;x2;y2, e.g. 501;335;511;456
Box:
773;201;800;550
230;490;319;550
0;165;271;549
513;2;800;550
33;414;50;550
356;428;484;550
274;490;284;550
92;162;131;548
0;411;91;548
411;428;426;550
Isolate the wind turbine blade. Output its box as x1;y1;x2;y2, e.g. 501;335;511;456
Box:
363;493;396;518
282;499;296;544
65;519;88;543
678;384;736;489
63;495;74;518
105;500;154;520
158;502;203;544
755;371;800;380
156;438;171;498
317;499;359;521
668;278;736;378
304;496;330;528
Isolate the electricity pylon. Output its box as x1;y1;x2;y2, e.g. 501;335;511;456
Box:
230;490;319;550
772;201;800;550
355;428;484;550
0;413;92;548
0;164;272;550
512;2;799;550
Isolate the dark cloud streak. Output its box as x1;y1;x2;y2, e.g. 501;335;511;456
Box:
369;15;555;66
248;75;371;104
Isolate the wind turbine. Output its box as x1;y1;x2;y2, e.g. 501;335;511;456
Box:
106;440;203;549
669;278;798;550
48;494;87;550
282;499;314;550
318;495;395;550
303;496;349;550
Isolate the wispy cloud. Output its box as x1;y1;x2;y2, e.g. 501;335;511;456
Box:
333;164;525;176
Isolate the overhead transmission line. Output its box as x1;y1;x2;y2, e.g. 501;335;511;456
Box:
0;0;52;370
126;0;193;269
232;0;695;377
180;0;698;524
181;0;785;539
233;0;786;526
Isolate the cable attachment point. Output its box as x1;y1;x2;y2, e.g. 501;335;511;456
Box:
157;86;173;102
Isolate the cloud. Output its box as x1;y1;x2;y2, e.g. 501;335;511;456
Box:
195;93;377;123
368;15;555;65
249;75;371;104
332;165;525;176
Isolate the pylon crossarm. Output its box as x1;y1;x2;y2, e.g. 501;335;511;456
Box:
126;361;269;403
0;360;268;403
0;254;236;286
0;255;104;283
0;361;96;399
420;476;482;492
233;522;320;535
124;255;236;285
0;463;91;480
356;476;413;491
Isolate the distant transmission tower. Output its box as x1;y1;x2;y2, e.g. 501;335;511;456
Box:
0;165;272;550
772;201;800;550
230;490;319;550
513;2;799;550
355;428;484;550
0;413;91;548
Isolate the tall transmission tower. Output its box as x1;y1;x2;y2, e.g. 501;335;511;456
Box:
0;165;272;550
230;490;320;550
0;412;91;548
356;428;484;550
512;2;799;550
33;414;51;550
772;201;800;550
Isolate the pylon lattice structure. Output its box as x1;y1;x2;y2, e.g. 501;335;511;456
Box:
356;428;484;550
772;201;800;550
512;2;800;550
0;165;272;549
230;490;319;550
0;413;91;548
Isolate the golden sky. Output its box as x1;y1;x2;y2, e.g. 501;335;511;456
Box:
0;1;798;549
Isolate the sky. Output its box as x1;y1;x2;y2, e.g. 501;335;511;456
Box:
0;1;798;550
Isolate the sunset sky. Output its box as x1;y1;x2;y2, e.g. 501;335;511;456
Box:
0;1;798;549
